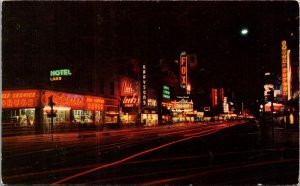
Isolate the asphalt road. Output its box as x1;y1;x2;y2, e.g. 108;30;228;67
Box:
2;120;299;185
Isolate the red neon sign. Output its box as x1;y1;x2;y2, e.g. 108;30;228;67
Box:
2;90;40;108
42;91;105;111
212;88;218;107
180;55;187;88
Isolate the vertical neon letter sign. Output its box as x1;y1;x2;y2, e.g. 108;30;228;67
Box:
281;40;288;103
180;51;188;89
142;65;147;106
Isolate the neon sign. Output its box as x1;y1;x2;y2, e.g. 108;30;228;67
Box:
180;51;188;89
50;69;72;81
120;77;138;96
142;65;147;106
42;91;104;111
162;85;170;99
122;95;139;107
2;90;40;108
86;96;105;111
212;88;218;107
281;40;288;103
50;69;72;76
120;76;140;108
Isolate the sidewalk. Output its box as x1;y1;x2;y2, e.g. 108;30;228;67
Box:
258;124;299;148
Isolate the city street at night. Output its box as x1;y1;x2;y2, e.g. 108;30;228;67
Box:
2;120;298;184
1;1;299;185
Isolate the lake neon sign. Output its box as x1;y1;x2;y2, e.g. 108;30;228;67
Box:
50;69;72;81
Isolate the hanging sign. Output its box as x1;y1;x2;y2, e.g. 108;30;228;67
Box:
180;51;188;89
281;40;288;103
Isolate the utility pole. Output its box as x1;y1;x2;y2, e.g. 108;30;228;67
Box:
48;96;56;141
267;88;274;138
270;89;274;138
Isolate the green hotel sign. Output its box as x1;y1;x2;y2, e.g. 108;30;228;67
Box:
50;69;72;81
50;69;72;77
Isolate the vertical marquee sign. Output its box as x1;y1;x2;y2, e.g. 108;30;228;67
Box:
281;40;288;104
142;64;147;106
180;51;188;90
212;88;218;107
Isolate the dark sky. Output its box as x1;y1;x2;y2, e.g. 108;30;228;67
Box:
2;1;299;104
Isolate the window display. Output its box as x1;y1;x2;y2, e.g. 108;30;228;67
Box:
72;110;93;125
2;108;35;127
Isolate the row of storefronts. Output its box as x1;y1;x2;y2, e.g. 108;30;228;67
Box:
2;90;202;134
2;89;119;133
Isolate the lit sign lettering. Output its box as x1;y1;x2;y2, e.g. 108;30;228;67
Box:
120;77;140;108
180;51;188;89
162;85;171;99
120;77;139;96
86;96;105;111
122;81;134;95
122;95;139;107
50;69;72;81
142;65;147;106
176;95;190;100
2;90;40;108
42;91;105;111
123;96;138;104
43;91;85;109
212;88;218;107
50;69;72;77
281;40;288;103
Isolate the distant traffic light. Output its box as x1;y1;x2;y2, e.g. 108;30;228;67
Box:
48;96;55;107
47;96;56;118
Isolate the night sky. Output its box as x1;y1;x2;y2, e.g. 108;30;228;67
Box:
2;1;299;107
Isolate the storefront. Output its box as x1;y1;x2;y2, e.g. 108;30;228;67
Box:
161;101;172;123
2;89;119;133
170;97;194;123
141;99;158;126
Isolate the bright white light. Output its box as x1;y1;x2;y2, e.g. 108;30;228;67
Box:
241;28;249;35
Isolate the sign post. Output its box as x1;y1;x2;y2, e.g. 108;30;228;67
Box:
48;96;56;140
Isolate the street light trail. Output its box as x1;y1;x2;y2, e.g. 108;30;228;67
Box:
3;123;218;159
52;136;195;184
51;123;231;184
3;121;243;184
141;158;298;185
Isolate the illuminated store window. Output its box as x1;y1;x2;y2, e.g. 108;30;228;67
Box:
43;108;68;128
72;110;93;125
2;108;35;127
95;111;103;124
